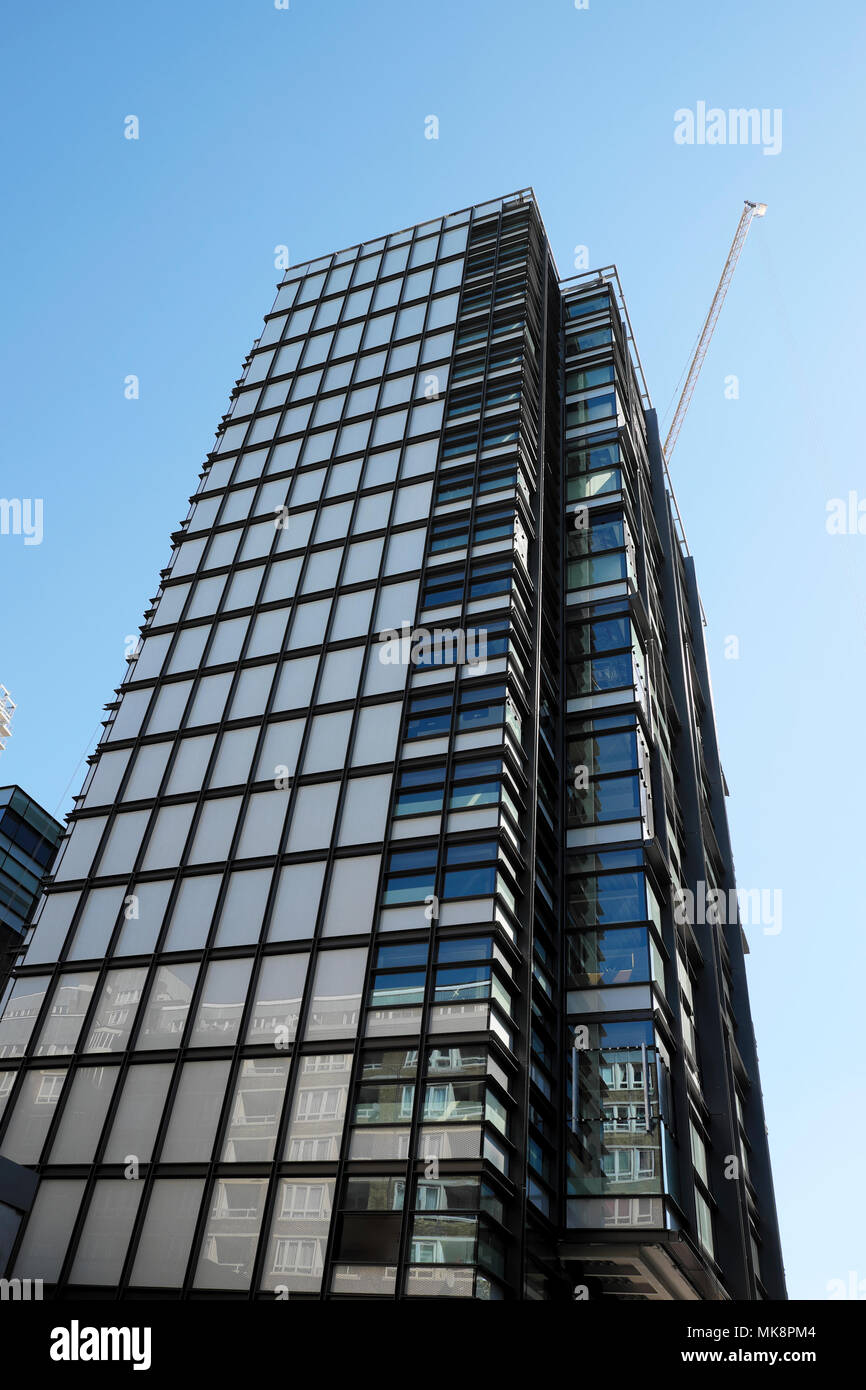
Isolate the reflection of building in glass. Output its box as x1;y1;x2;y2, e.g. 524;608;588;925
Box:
0;786;62;994
0;191;783;1300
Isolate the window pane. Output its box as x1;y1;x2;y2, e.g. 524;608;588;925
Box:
161;1060;232;1163
69;1179;143;1286
188;959;253;1047
0;1068;66;1163
246;953;309;1047
194;1178;268;1290
130;1178;205;1288
103;1063;173;1164
284;1053;352;1162
49;1065;118;1164
84;968;147;1053
221;1057;291;1162
261;1178;334;1293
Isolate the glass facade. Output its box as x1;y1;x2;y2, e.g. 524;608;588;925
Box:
0;190;784;1301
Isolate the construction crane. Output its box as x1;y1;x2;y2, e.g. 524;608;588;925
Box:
664;199;766;463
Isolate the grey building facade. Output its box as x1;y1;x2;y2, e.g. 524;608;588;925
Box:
0;189;784;1300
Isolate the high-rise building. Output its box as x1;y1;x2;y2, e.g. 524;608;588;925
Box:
0;189;785;1301
0;786;62;994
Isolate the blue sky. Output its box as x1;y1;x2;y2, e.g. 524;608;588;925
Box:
1;0;863;1300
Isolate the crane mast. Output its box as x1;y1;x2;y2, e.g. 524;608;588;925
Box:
664;200;766;462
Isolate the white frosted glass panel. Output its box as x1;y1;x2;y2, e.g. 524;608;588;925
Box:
268;861;326;941
338;775;391;846
165;734;215;795
288;598;331;649
137;963;199;1050
208;617;248;666
363;643;409;696
33;972;96;1056
103;1063;173;1163
276;509;314;554
247;607;291;659
272;656;318;709
326;459;363;498
246;953;309;1046
53;816;106;882
67;885;125;959
24;894;77;964
171;536;206;575
223;564;264;611
70;1180;144;1285
330;588;374;641
353;491;392;534
214;868;272;948
289;468;326;507
147;681;193;735
84;967;147;1053
188;959;253;1047
248;413;279;446
375;579;419;632
49;1066;118;1164
210;726;258;787
302;546;342;594
220;486;256;525
394;481;433;525
204;528;241;571
194;1178;268;1290
402;439;438;477
0;1068;66;1163
151;582;190;628
351;701;402;766
82;748;130;807
236;790;287;859
115;879;173;955
161;1060;231;1162
221;1058;291;1161
131;633;170;682
187;574;226;619
261;1178;334;1293
163;874;222;951
13;1179;85;1282
167;624;209;674
317;647;364;704
427;292;459;328
187;796;242;864
256;720;305;781
302;711;352;774
372;409;407;447
187;672;232;726
384;526;425;576
409;399;444;436
342;537;383;586
105;688;151;743
304;948;367;1042
122;741;172;800
261;556;302;605
98;810;149;877
283;1053;352;1161
285;783;340;854
239;519;278;563
363;450;399;489
322;855;381;936
0;976;50;1056
337;420;371;456
229;662;276;720
141;803;195;871
314;502;352;545
130;1178;206;1288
